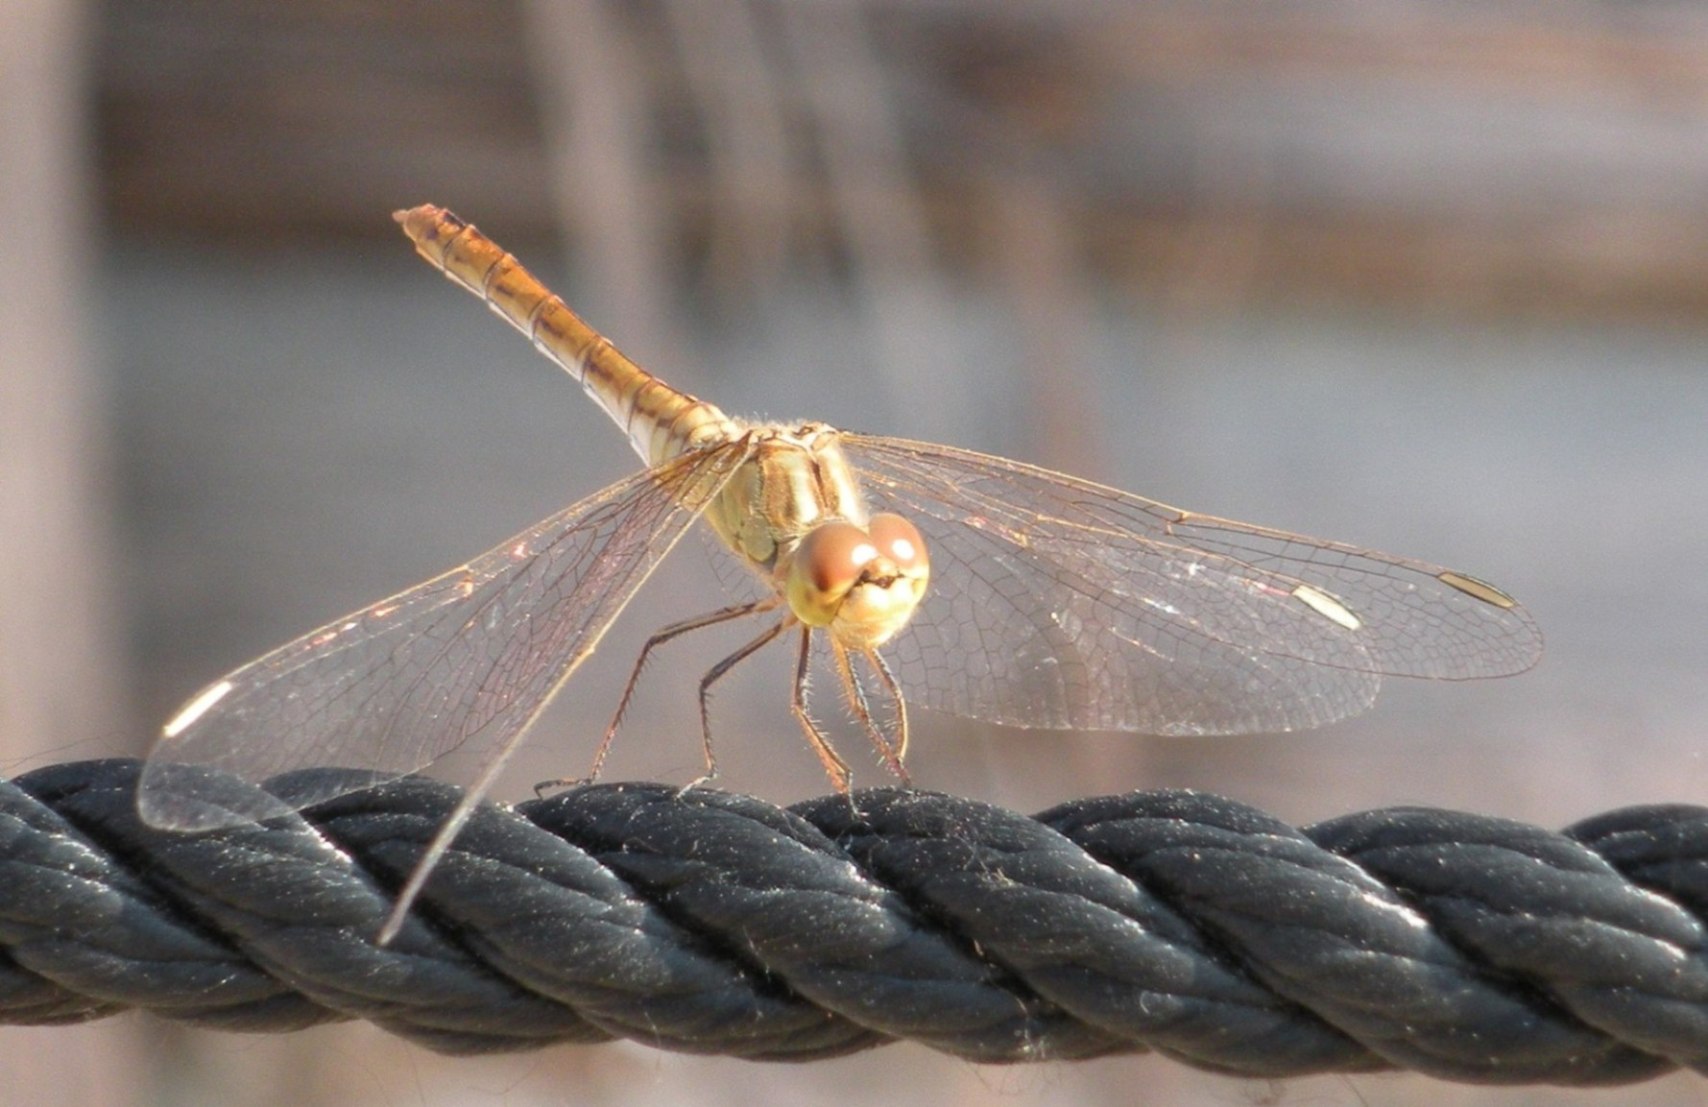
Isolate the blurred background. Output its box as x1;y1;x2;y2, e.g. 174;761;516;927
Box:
6;0;1708;1104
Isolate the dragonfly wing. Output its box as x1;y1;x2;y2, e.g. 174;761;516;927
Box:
841;434;1540;736
140;443;748;829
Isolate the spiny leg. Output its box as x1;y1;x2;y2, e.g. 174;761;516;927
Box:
829;639;908;784
683;616;794;791
863;646;912;782
792;627;853;793
538;597;781;793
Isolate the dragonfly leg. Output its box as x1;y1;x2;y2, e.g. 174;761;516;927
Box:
535;597;781;794
829;641;909;784
681;616;794;792
864;647;912;780
792;627;853;794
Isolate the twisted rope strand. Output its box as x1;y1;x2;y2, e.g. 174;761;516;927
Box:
1;759;1703;1084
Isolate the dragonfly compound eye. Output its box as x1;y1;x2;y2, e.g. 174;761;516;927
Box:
867;513;929;577
787;521;873;626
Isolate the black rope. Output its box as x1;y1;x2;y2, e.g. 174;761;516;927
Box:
1;758;1705;1084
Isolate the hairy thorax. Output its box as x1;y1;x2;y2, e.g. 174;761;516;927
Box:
702;422;867;573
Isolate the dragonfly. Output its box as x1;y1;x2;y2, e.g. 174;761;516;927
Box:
142;204;1542;942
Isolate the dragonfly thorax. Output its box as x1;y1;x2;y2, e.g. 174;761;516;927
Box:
699;423;930;648
703;423;864;566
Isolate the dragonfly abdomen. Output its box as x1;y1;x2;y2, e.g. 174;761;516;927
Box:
394;204;737;466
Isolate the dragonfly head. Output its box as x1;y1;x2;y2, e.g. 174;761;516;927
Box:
785;513;930;649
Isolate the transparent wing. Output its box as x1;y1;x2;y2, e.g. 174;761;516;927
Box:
841;434;1541;736
139;443;748;829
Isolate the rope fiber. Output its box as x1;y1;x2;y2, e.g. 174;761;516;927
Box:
1;758;1705;1084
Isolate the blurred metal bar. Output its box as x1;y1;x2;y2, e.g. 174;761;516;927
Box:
522;0;679;363
777;0;934;276
776;0;964;430
0;6;138;1104
662;0;797;299
0;4;124;783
